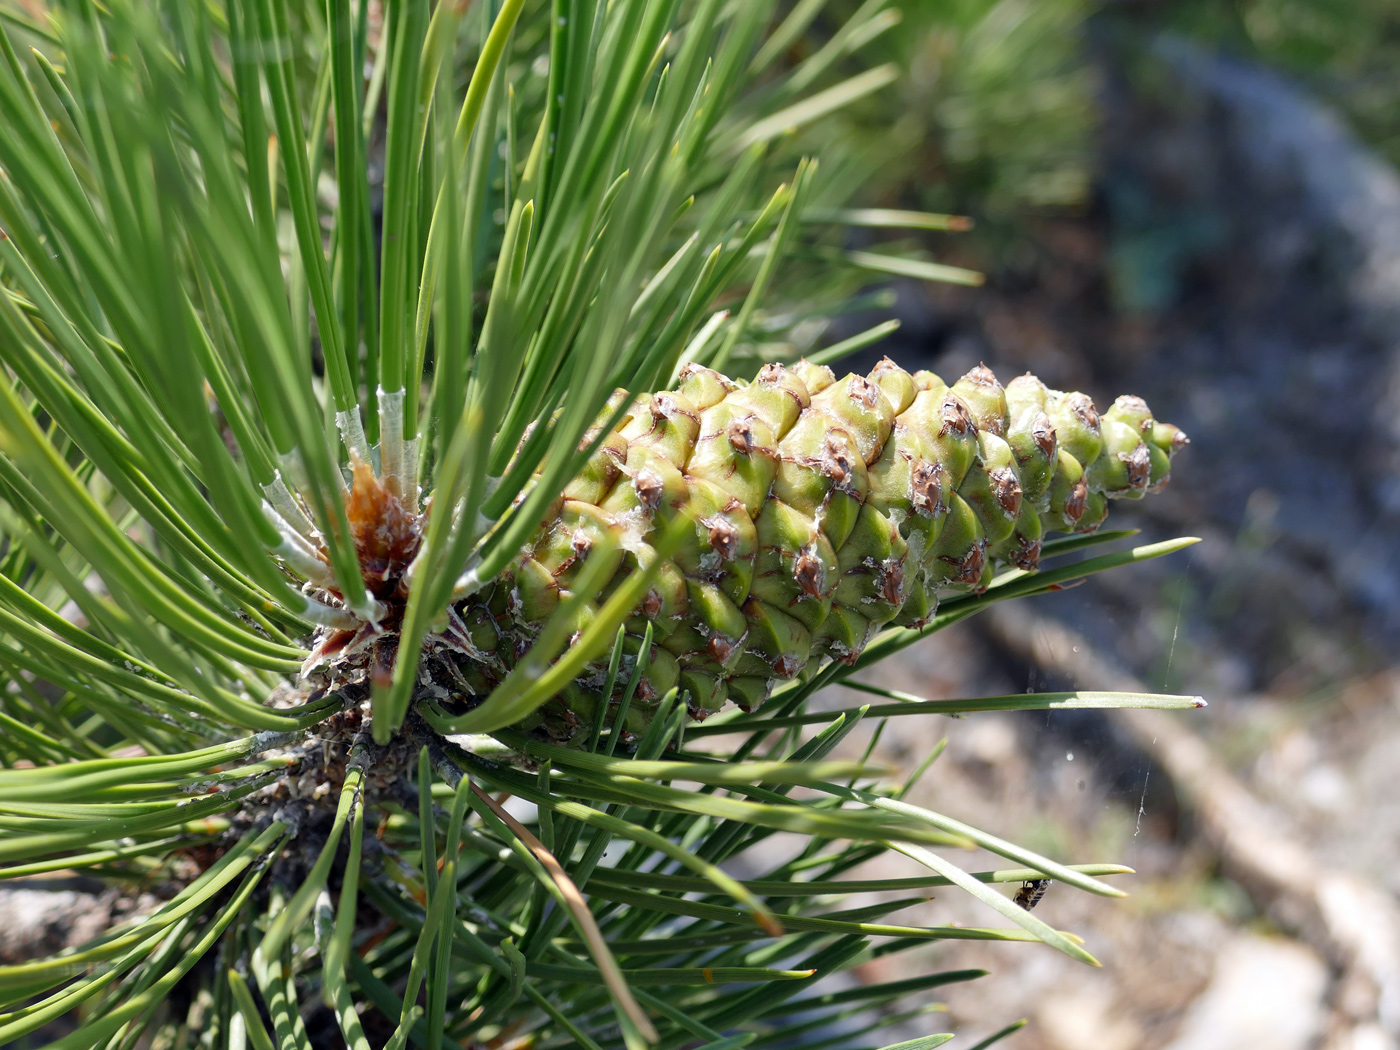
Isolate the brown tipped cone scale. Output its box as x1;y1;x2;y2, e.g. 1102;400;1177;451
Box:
308;361;1186;740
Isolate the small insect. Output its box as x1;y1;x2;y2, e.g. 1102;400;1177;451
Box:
1014;878;1050;911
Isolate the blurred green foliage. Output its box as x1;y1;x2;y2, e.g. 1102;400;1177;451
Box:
901;0;1098;217
1142;0;1400;164
809;0;1098;240
825;0;1400;271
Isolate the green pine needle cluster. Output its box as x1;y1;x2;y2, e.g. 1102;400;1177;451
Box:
0;1;1197;1048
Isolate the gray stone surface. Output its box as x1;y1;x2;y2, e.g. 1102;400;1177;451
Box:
1162;934;1328;1050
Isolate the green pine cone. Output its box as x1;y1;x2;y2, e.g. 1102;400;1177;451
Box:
317;361;1185;740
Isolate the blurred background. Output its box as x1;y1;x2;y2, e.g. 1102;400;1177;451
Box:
800;0;1400;1046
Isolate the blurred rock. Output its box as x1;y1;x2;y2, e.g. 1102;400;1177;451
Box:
0;886;119;964
1162;934;1327;1050
1106;38;1400;645
1038;986;1142;1050
1327;1024;1398;1050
